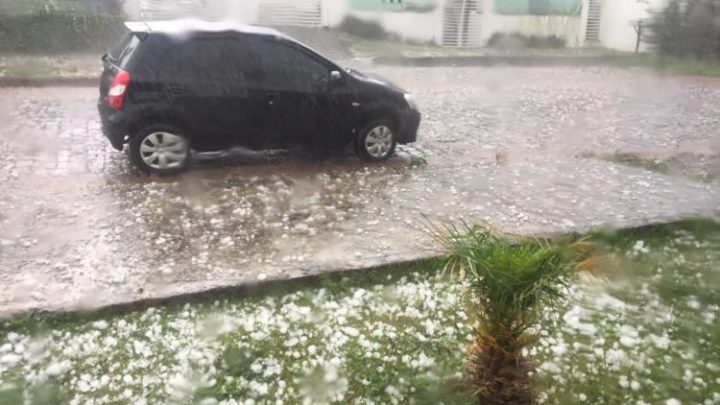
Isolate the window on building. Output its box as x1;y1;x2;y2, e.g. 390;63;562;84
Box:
495;0;582;16
349;0;437;12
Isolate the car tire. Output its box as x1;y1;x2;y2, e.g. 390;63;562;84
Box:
355;119;396;162
129;125;191;175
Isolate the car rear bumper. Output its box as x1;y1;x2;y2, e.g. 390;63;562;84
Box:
397;109;421;144
98;98;127;151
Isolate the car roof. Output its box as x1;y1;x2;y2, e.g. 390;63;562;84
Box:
124;19;288;39
122;18;337;69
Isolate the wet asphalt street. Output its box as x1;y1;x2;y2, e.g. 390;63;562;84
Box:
1;65;719;317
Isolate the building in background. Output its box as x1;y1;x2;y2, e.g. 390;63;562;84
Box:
121;0;669;52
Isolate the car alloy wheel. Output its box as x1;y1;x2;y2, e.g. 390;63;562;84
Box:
364;125;394;159
139;131;189;171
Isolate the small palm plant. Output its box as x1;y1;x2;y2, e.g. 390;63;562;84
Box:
436;223;592;405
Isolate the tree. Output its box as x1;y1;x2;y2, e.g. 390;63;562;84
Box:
647;0;720;59
436;224;592;404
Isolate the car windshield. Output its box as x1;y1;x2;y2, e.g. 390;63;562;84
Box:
2;1;719;405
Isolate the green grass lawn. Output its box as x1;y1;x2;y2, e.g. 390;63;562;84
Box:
0;54;99;79
337;33;489;59
590;151;720;184
594;151;670;175
338;33;613;60
606;53;720;77
339;33;720;78
4;38;720;80
1;220;719;404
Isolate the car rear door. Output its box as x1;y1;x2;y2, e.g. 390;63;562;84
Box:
161;36;270;151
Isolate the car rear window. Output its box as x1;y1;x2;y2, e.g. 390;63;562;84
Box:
110;33;132;59
161;37;262;83
110;33;141;69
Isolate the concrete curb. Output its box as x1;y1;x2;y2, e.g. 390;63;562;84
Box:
0;253;439;322
373;55;613;67
0;76;97;87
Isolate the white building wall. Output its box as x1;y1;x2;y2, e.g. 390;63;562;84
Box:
476;0;583;46
123;0;140;19
599;0;667;51
227;1;259;24
123;0;257;22
122;0;674;52
323;0;347;27
202;0;233;20
343;9;443;43
480;15;584;46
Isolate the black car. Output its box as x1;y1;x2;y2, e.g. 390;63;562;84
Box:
98;20;421;174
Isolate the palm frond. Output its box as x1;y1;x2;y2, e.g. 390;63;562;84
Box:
435;221;596;404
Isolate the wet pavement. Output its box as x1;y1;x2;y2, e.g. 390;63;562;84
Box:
1;66;719;317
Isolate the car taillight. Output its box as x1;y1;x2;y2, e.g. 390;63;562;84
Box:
108;70;130;110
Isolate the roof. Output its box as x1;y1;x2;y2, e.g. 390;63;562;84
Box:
123;19;288;39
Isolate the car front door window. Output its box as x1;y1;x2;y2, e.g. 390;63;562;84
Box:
258;41;329;93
